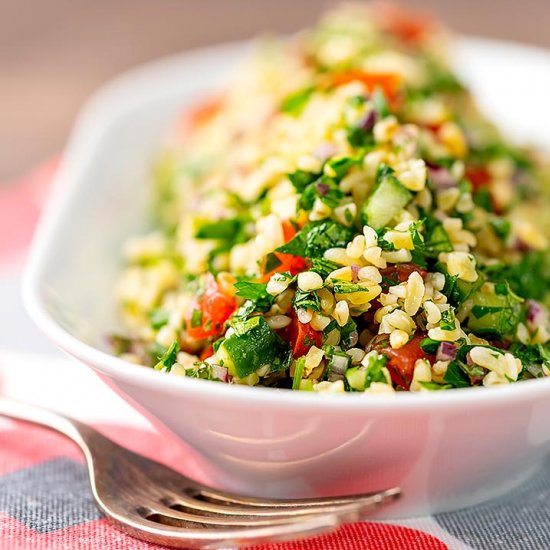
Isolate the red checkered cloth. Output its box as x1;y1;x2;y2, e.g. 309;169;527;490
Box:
0;161;451;549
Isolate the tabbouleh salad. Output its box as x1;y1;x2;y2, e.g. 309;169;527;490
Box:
113;3;550;393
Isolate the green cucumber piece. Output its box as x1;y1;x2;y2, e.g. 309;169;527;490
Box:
467;286;523;335
218;317;292;379
362;175;413;229
345;366;369;391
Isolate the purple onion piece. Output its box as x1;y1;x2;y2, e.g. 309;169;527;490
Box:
428;166;456;189
511;238;531;253
328;354;350;382
314;143;337;161
527;300;546;325
351;264;360;283
211;365;229;383
358;110;376;132
436;342;457;362
466;351;474;366
316;182;330;196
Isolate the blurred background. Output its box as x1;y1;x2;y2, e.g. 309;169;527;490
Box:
3;0;550;183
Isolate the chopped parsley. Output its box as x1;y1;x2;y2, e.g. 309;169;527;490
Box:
234;281;275;313
153;340;180;372
276;220;355;258
281;87;314;115
190;308;203;328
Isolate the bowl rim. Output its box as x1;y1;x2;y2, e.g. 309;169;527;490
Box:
23;36;550;412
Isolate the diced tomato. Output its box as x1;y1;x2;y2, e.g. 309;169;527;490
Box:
200;346;214;361
370;333;432;389
372;2;434;46
282;220;298;242
465;166;505;213
186;274;237;340
466;166;491;190
330;71;401;104
380;263;428;288
279;311;323;358
261;220;307;282
179;95;224;134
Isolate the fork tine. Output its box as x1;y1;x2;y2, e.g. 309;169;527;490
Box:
145;490;398;528
165;486;400;517
195;485;402;509
111;508;345;549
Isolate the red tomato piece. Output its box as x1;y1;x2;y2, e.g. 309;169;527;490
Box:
466;166;491;190
261;220;307;282
371;333;432;389
179;95;224;135
380;263;428;287
372;2;434;46
279;311;323;359
330;71;401;104
200;346;214;361
186;274;237;340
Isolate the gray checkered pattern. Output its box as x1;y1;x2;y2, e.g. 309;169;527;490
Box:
0;457;100;532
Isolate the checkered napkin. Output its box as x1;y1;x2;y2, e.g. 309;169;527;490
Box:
1;162;550;550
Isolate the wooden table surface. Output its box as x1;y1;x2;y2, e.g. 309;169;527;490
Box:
2;0;549;182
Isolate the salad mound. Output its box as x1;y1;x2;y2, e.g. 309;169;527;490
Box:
114;3;550;393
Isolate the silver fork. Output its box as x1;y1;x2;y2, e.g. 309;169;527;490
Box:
0;397;400;549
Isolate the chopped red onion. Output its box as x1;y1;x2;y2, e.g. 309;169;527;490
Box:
466;352;474;366
314;143;337;161
328;354;350;381
316;182;330;196
211;365;229;383
437;342;457;361
528;300;546;325
358;110;376;132
351;264;360;283
428;166;456;189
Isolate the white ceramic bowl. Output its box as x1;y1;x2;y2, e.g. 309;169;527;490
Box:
24;37;550;518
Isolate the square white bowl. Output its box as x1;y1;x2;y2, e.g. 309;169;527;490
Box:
23;37;550;517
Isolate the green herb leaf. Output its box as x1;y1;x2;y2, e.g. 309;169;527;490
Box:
420;338;440;355
373;88;391;117
481;251;550;302
195;219;241;240
331;280;367;294
298;177;345;210
443;360;471;388
293;289;321;312
288;170;319;192
440;308;456;331
311;257;339;279
190;308;203;328
153;340;180;372
264;252;283;273
324;156;361;180
292;357;306;390
149;309;169;330
276;221;354;258
281;87;314;115
234;281;274;313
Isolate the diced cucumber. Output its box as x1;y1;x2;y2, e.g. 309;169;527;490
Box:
346;366;369;391
345;350;389;391
218;316;292;379
362;175;413;229
455;278;484;303
467;286;523;335
299;379;314;391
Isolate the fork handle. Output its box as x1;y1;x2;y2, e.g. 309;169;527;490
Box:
0;396;96;457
